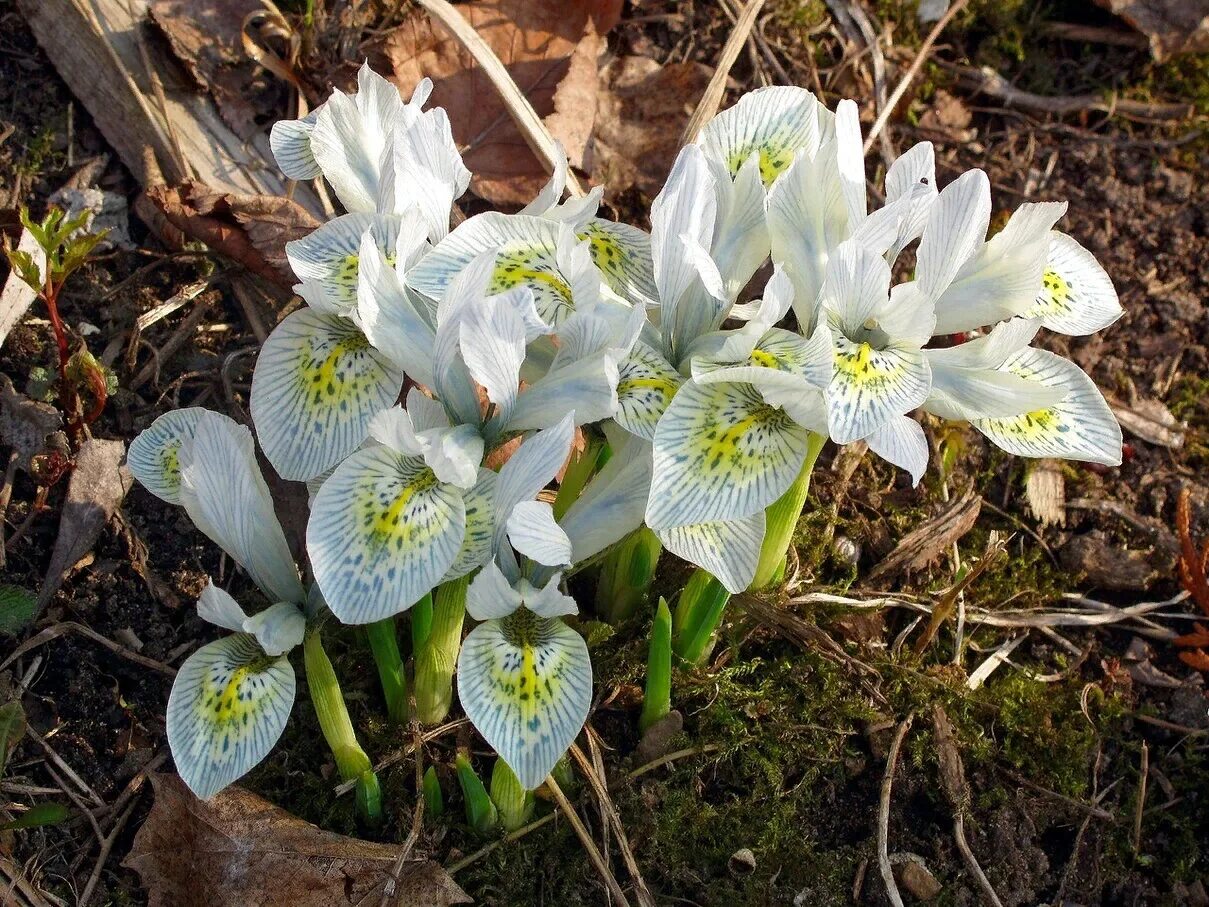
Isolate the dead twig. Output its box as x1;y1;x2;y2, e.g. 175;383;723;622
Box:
932;706;1004;907
1132;741;1148;856
25;726;106;811
865;0;970;151
129;293;217;392
681;0;767;145
0;622;177;677
943;62;1194;122
414;0;584;197
545;773;633;907
877;713;913;907
569;743;656;907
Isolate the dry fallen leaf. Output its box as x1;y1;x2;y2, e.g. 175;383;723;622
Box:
146;181;320;287
150;0;285;139
38;437;131;612
125;774;471;907
592;56;713;198
382;0;623;205
1094;0;1209;60
1110;396;1186;449
863;488;982;584
0;375;65;472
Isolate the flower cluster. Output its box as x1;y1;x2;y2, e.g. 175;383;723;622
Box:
128;67;1122;809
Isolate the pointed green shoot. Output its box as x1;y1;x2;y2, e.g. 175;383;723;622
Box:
596;527;662;624
414;577;469;724
672;570;731;665
639;598;673;734
456;752;498;835
364;617;407;724
423;765;445;819
490;758;535;832
553;435;604;520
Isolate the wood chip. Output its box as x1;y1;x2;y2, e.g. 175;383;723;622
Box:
0;228;44;350
863;488;982;584
37;438;132;613
1110;396;1186;448
1025;458;1066;527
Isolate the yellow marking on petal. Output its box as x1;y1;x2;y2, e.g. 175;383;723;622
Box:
699;407;777;468
363;469;441;551
580;228;628;280
300;332;373;406
749;348;780;369
726;138;796;186
159;442;182;491
618;376;679;396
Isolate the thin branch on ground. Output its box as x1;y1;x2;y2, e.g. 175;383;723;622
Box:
877;713;913;907
545;773;633;907
681;0;767;145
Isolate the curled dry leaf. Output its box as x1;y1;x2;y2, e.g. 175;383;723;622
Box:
592;56;714;198
125;774;471;907
146;181;321;287
1110;396;1185;449
382;0;623;205
863;488;981;584
38;437;132;612
1093;0;1209;61
150;0;286;139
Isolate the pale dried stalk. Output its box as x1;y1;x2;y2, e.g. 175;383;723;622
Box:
878;713;913;907
863;0;970;152
680;0;767;145
545;773;633;907
415;0;585;198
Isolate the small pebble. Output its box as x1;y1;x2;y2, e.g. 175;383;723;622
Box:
728;848;756;875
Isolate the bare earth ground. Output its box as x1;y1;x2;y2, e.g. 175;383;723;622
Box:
0;0;1207;904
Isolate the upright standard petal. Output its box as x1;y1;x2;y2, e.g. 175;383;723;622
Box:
308;447;466;624
503;353;620;433
177;416;304;605
167;634;295;800
493;416;577;556
912;168;991;306
250;308;404;482
128;407;213;505
459;291;530;421
242;602;307;658
506;500;572;568
457;613;592;790
931;201;1067;335
380;108;470;240
466;560;524;621
559;436;653;563
657;512;766;594
1023;231;1121;335
973;348;1122;465
196;581;249;633
647;379;811;529
356;231;437;388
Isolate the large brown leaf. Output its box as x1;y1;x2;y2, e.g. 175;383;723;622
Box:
146;181;320;287
125;774;471;907
592;56;713;198
382;0;623;205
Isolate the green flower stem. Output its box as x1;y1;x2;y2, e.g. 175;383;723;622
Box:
672;570;730;665
596;527;662;623
414;577;469;724
456;752;498;834
751;432;826;590
639;598;673;733
490;758;535;831
553;435;603;520
302;628;381;824
364;617;407;724
411;592;434;650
